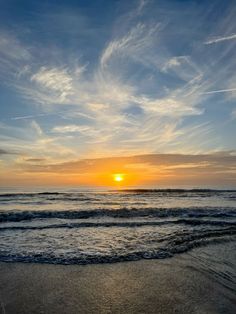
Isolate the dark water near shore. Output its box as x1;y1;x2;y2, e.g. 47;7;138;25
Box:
0;189;236;264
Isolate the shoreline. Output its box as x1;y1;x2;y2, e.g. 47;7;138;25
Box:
0;242;235;314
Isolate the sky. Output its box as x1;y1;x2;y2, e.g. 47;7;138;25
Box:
0;0;236;188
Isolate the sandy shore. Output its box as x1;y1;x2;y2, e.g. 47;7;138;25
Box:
0;242;235;314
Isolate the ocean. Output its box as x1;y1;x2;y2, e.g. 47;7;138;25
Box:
0;189;236;265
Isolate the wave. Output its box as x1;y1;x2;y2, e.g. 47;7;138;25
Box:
1;189;236;198
0;192;94;201
0;219;236;231
114;189;236;193
0;228;235;265
1;207;236;222
0;192;62;197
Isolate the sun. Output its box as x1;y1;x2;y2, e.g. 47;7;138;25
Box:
113;173;124;182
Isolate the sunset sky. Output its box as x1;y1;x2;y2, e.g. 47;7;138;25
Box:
0;0;236;188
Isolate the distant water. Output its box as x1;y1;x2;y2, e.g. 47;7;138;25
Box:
0;189;236;265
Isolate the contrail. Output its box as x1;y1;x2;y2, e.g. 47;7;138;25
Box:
204;34;236;44
203;88;236;95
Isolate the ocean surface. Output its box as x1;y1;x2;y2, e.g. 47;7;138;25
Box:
0;188;236;265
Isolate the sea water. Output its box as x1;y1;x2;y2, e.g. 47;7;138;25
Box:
0;189;235;264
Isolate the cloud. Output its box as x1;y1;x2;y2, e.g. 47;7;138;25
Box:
31;120;43;136
24;158;46;163
2;150;235;187
100;22;160;68
0;31;32;89
31;67;74;103
9;19;206;156
52;125;91;134
162;56;186;72
0;0;236;167
0;148;14;155
134;96;202;116
17;151;236;187
136;0;148;15
0;31;31;61
0;121;76;163
0;36;211;162
204;33;236;45
161;56;202;84
232;109;236;120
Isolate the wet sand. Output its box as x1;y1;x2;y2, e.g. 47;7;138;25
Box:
0;242;235;314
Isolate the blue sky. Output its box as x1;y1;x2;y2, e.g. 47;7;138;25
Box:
0;0;236;186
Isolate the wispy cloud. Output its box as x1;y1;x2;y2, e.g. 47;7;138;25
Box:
134;96;202;117
4;17;208;157
136;0;148;15
30;120;43;136
100;22;160;68
0;0;236;176
204;33;236;45
162;56;187;72
232;109;236;120
0;31;31;61
31;67;74;103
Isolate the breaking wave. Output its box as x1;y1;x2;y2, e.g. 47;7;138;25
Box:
0;189;236;265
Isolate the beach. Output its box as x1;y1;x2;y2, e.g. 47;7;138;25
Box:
0;242;235;314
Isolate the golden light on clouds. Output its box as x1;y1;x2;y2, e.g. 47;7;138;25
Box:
0;152;235;187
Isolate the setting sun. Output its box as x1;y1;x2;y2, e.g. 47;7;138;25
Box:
113;174;124;182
